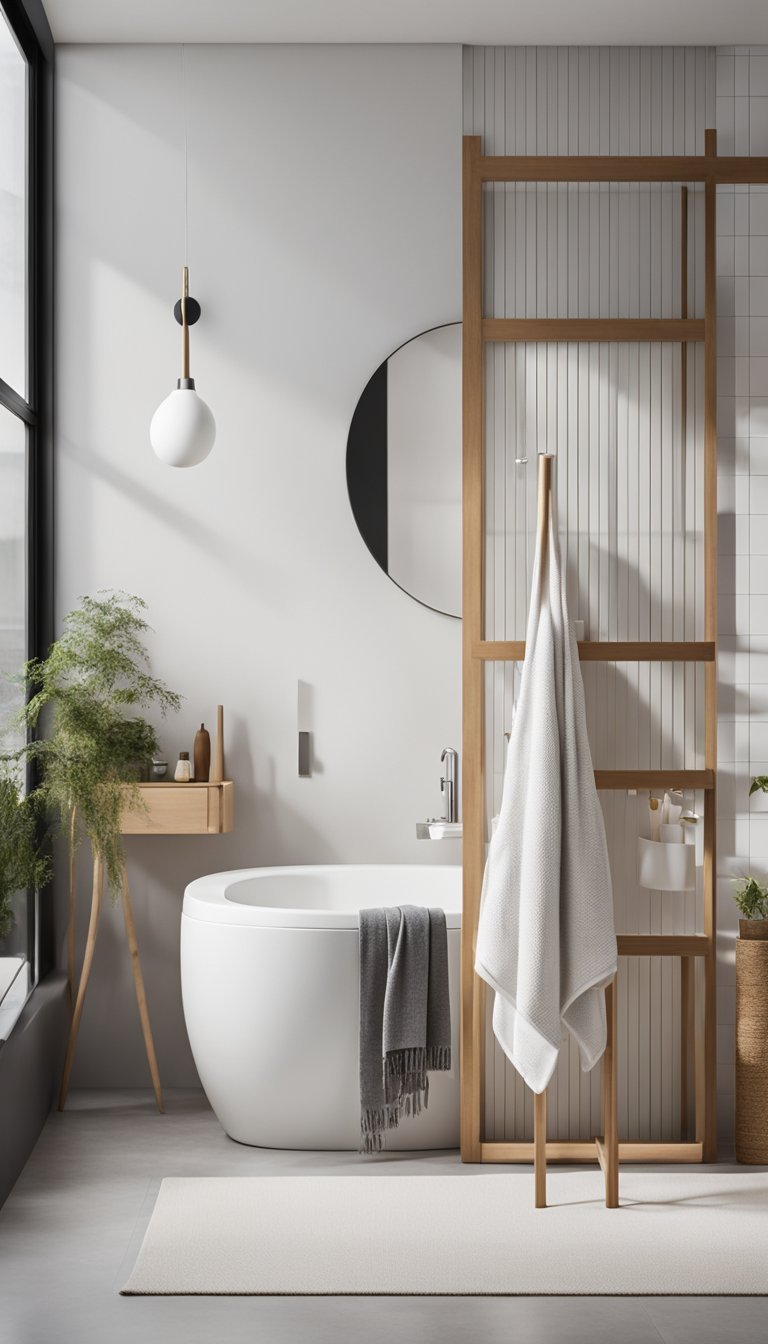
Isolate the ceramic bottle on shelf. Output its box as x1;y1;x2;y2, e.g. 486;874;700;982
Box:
194;723;211;782
174;751;192;782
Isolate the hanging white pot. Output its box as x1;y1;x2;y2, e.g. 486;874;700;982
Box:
637;836;696;892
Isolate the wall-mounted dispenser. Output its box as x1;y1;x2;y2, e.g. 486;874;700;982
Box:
298;732;311;778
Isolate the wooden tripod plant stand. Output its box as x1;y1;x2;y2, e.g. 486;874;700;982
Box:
58;780;234;1112
59;853;160;1111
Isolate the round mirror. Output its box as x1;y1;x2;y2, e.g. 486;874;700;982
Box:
346;322;461;619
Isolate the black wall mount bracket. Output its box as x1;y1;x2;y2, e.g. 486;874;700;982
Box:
173;296;201;326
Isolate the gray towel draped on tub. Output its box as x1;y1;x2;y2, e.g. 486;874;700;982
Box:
359;905;451;1154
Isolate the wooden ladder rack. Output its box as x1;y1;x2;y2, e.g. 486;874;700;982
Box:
461;130;768;1176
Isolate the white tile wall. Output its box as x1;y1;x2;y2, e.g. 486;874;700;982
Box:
465;44;768;1151
716;46;768;1143
465;47;713;1145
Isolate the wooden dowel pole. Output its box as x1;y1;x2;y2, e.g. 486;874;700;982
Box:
531;454;553;1209
536;454;554;552
181;265;189;380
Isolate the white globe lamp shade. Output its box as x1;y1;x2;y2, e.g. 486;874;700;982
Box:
150;378;216;468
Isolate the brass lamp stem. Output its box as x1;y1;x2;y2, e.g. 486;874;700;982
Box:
181;265;190;380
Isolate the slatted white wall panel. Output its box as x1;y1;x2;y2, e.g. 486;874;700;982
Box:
464;46;716;1143
712;46;768;1148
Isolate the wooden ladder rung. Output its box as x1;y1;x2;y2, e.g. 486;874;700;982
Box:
595;770;713;791
617;934;709;957
474;640;715;662
483;318;704;343
478;151;768;184
479;1140;705;1163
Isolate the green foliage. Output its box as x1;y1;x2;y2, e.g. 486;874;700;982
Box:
3;591;180;894
749;775;768;797
733;875;768;922
0;768;52;938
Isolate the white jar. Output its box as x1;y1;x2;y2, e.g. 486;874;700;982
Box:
638;836;695;892
174;751;192;782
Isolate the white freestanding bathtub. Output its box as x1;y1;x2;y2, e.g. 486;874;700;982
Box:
181;865;461;1150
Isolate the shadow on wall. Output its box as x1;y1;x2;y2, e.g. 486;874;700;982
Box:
57;431;288;608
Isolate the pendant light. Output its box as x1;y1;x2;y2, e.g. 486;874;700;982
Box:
150;265;216;467
150;47;216;468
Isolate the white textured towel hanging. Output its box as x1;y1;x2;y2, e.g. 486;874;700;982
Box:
475;459;617;1095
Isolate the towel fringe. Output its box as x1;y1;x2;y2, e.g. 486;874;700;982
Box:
363;1045;452;1143
360;1104;400;1154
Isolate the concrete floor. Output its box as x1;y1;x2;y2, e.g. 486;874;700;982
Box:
0;1091;766;1344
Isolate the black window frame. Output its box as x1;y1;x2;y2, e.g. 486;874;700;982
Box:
0;0;54;981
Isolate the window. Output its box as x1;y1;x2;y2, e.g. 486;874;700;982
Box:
0;0;53;1038
0;10;26;399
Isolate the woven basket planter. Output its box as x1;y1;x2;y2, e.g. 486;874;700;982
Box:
736;922;768;1164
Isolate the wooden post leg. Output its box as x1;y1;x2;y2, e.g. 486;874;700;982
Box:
121;870;164;1114
59;852;103;1110
66;806;77;1008
680;957;692;1139
602;976;619;1208
534;1089;547;1208
694;954;706;1145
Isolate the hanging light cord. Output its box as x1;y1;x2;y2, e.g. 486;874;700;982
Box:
180;44;189;381
181;42;188;266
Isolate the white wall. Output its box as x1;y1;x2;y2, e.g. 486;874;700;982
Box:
55;44;462;1087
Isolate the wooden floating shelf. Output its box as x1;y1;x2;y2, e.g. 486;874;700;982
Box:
595;770;713;791
474;640;715;663
482;318;704;344
479;153;768;183
121;781;234;836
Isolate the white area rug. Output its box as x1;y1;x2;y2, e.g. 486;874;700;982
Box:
122;1171;768;1296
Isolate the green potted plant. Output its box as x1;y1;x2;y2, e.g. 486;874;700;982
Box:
0;767;51;942
732;874;768;941
2;592;180;981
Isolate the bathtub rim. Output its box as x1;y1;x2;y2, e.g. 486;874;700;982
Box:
183;864;462;931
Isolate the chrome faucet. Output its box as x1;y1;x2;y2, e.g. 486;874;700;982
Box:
440;748;459;824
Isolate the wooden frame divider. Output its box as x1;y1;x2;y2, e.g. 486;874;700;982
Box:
461;131;768;1180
